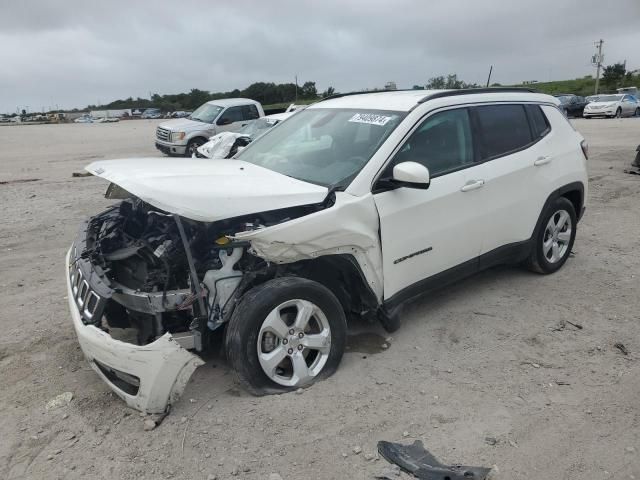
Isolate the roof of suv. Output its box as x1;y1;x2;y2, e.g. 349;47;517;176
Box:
310;88;558;112
206;98;261;107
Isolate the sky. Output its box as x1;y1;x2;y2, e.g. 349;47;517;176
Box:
1;0;639;113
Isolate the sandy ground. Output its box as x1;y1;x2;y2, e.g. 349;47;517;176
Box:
1;118;639;480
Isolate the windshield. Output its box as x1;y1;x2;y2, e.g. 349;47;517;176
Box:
238;117;279;139
556;95;573;104
237;108;406;188
190;104;223;123
596;95;623;102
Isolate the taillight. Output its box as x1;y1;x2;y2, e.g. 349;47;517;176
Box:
580;140;589;160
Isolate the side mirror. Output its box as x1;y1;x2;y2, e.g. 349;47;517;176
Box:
391;161;430;189
217;117;232;126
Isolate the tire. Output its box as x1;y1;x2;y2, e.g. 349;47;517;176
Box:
525;197;577;274
185;138;206;157
635;108;640;117
225;277;347;395
615;108;622;118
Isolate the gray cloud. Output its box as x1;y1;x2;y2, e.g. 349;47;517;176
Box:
1;0;639;112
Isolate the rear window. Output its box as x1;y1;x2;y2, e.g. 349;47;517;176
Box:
474;104;533;160
525;105;551;139
242;104;260;120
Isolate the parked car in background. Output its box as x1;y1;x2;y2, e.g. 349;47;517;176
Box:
142;108;163;119
617;86;638;97
195;111;295;159
74;114;94;123
554;94;587;117
155;98;265;157
94;116;120;123
583;94;640;118
70;88;587;412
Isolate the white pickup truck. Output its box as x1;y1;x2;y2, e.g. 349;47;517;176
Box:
155;98;265;157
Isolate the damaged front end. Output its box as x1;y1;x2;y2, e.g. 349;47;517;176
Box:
66;195;329;412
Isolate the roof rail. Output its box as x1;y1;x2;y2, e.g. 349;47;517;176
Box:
316;89;421;103
418;87;539;103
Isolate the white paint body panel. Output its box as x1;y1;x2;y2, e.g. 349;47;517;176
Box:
66;250;204;413
235;192;384;300
85;158;328;222
479;106;588;254
374;165;486;298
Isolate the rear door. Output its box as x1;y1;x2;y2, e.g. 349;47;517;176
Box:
472;103;554;258
373;107;487;299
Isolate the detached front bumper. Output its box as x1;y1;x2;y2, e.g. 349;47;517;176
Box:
66;249;204;413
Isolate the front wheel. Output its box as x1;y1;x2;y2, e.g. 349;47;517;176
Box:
225;277;347;395
185;138;205;157
615;108;622;118
525;197;577;274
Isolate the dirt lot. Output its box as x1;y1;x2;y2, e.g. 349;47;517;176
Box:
1;118;639;480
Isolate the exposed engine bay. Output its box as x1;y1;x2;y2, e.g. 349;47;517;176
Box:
74;195;331;351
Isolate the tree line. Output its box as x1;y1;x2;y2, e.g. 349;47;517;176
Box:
86;81;334;112
66;63;640;113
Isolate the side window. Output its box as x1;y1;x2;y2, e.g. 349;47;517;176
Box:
474;104;532;160
525;105;551;139
392;108;474;177
242;104;260;120
221;106;243;122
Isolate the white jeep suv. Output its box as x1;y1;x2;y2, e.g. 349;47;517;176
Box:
67;88;588;412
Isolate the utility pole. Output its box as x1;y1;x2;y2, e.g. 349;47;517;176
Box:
294;75;298;103
592;39;604;94
486;65;493;87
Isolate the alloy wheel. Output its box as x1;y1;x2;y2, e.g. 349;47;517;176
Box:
542;209;572;263
257;299;331;387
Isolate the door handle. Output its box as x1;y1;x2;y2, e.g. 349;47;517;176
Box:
460;179;485;192
534;156;552;166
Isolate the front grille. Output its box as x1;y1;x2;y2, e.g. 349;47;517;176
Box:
156;127;171;142
69;261;106;325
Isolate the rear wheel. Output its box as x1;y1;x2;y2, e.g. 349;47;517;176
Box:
225;277;347;395
635;107;640;117
525;197;577;274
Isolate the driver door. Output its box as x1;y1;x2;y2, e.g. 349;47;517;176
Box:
373;107;487;300
216;106;247;132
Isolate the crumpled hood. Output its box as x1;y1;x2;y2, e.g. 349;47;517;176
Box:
85;158;328;222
